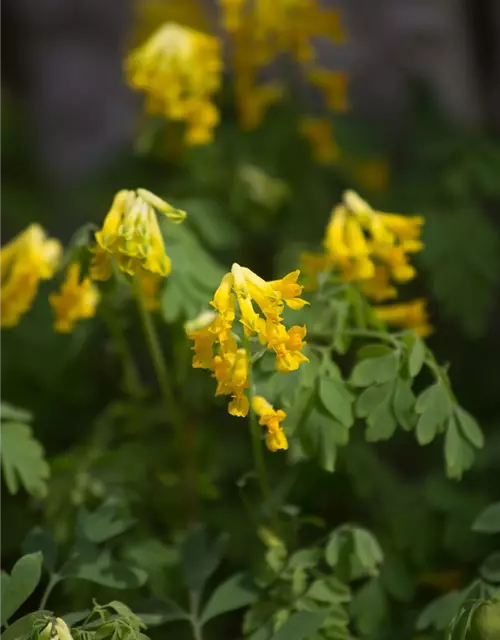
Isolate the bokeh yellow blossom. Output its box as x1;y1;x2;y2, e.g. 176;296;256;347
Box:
49;263;100;333
91;188;185;280
127;22;222;145
252;395;288;452
299;190;424;302
309;69;349;112
220;0;347;62
300;118;340;164
187;265;309;416
374;299;432;337
1;224;62;328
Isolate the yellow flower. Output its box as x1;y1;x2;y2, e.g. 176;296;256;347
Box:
213;343;250;416
187;264;309;415
40;618;74;640
236;81;284;130
374;299;432;337
324;205;375;281
362;266;398;302
92;188;185;280
309;69;349;112
127;22;222;145
300;117;340;164
299;251;330;291
252;396;288;452
49;263;100;333
1;224;62;328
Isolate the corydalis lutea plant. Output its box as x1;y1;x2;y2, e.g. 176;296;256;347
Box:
0;188;486;640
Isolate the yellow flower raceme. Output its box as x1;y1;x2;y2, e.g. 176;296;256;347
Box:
374;299;432;337
252;396;288;451
188;265;309;416
91;188;185;280
127;22;222;145
1;224;62;327
300;191;424;299
49;263;100;333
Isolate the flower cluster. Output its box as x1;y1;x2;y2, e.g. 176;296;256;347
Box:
91;189;186;281
127;22;222;145
219;0;346;63
1;225;62;327
219;0;347;130
300;190;430;334
49;264;100;333
188;264;309;418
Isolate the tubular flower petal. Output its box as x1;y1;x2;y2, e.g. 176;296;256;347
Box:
252;396;288;452
1;224;62;328
362;266;398;302
92;189;185;280
49;263;100;333
127;22;222;145
187;264;309;417
374;299;432;337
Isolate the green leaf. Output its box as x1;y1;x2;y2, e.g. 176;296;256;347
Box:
300;408;344;471
454;406;484;449
416;411;440;445
352;528;384;575
23;527;58;573
473;502;500;534
392;379;416;431
134;597;189;626
406;334;426;377
1;423;50;497
181;525;228;593
365;398;397;442
444;416;476;480
351;578;387;636
1;552;43;625
318;377;354;427
415;382;452;417
415;383;452;445
77;500;136;543
306;578;351;604
416;591;464;631
355;382;393;418
64;546;147;590
0;402;32;423
270;611;326;640
350;353;399;387
0;612;51;640
200;572;259;624
480;552;500;583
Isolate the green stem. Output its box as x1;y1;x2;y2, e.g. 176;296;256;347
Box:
39;574;61;610
133;278;197;522
101;304;144;400
188;592;204;640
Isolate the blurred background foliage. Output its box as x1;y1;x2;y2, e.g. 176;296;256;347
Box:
2;0;500;639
